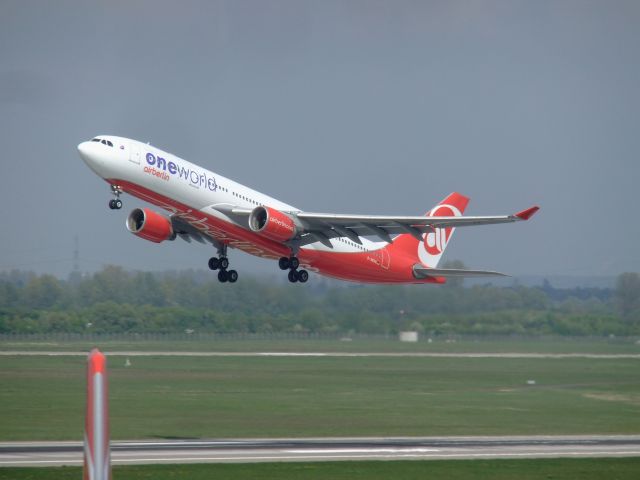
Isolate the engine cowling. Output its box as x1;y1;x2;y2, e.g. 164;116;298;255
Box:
126;208;174;243
248;206;299;242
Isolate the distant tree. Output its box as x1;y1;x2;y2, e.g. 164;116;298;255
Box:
1;266;638;336
0;281;20;308
22;274;63;309
614;272;640;323
441;260;466;288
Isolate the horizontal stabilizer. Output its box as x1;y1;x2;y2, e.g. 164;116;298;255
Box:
413;265;510;279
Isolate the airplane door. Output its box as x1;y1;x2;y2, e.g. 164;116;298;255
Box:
380;248;390;269
375;248;391;270
129;143;141;164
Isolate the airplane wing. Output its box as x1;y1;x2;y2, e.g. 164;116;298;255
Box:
292;205;539;247
210;203;539;249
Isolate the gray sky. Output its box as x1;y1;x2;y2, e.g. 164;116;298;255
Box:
1;0;638;279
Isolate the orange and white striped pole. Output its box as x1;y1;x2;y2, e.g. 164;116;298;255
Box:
83;348;111;480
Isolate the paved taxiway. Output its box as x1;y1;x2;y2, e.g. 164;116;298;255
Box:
2;436;639;466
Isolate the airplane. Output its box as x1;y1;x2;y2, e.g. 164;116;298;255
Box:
78;135;539;284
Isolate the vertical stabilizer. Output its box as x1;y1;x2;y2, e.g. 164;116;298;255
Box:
385;192;470;268
83;348;111;480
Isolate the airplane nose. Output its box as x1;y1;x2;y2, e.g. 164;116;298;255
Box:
77;141;103;172
77;141;91;162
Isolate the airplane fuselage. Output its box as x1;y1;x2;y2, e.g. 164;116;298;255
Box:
79;136;429;284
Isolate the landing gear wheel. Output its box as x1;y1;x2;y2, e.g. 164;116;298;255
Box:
108;199;116;210
278;257;290;270
288;270;298;283
227;270;238;283
219;257;229;270
218;270;229;283
297;269;309;283
208;257;220;270
114;199;122;209
289;257;300;270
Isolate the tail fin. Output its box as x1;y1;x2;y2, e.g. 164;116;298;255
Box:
386;192;469;268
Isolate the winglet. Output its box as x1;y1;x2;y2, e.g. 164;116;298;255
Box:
514;205;540;221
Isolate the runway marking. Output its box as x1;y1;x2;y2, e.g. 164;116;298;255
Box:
286;448;440;453
119;452;639;462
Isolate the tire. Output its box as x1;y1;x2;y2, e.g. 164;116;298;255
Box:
288;270;298;283
208;257;219;270
227;270;238;283
114;199;123;209
278;257;290;270
297;269;309;283
108;199;116;209
289;257;300;269
218;270;228;283
219;257;230;270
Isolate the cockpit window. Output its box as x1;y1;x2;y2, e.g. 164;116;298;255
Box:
91;137;113;147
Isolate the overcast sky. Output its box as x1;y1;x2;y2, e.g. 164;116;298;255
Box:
0;0;638;280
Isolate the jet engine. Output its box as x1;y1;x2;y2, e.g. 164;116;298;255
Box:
248;206;299;242
126;208;174;243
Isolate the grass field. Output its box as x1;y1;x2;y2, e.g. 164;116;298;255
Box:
1;335;639;354
1;458;640;480
1;353;639;440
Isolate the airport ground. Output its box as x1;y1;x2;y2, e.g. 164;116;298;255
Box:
1;337;639;478
2;458;640;480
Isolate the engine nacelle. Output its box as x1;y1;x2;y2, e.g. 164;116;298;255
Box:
126;208;174;243
248;206;299;242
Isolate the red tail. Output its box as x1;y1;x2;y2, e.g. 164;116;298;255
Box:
385;192;469;268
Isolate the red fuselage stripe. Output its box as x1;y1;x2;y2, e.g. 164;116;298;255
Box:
111;178;437;284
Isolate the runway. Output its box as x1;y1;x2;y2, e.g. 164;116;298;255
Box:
2;436;640;466
1;351;640;359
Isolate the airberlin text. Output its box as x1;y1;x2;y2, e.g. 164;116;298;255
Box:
144;152;217;191
270;216;294;232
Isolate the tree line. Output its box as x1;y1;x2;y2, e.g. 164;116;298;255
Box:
0;267;638;336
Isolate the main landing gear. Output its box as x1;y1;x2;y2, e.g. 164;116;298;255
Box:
108;185;123;210
208;245;238;283
279;256;308;283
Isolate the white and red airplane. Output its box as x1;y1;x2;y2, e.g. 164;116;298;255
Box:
78;135;538;284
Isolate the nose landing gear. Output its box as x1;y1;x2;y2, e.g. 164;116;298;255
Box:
108;185;123;210
279;256;308;283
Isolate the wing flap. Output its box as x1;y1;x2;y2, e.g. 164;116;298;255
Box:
170;216;222;248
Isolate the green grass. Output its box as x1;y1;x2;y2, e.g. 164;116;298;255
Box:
1;336;639;354
1;354;639;441
2;458;640;480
